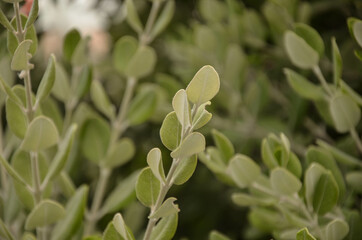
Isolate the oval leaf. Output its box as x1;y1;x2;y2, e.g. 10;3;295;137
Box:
227;154;261;188
36;54;56;103
326;219;349;240
90;80;115;119
25;200;65;230
211;129;234;161
102;138;135;169
172;155;197;185
11;40;33;71
172;89;191;128
160;111;181;151
127;88;157;125
147;148;166;183
136;167;160;207
149;213;178;240
295;23;324;57
124;46;157;78
313;171;339;215
270;167;302;195
113;36;138;74
149;197;179;219
170;132;205;159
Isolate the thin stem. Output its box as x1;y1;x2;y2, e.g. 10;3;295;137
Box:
313;66;333;97
141;0;162;45
85;168;111;235
350;128;362;153
13;2;25;41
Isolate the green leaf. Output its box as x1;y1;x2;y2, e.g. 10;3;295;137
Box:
150;0;175;39
0;73;22;106
124;46;157;78
170;132;205;159
345;210;362;240
192;101;212;130
284;68;324;101
0;154;28;192
231;193;275;207
21;116;60;151
296;228;316;240
52;62;71;102
80;117;110;164
113;213;134;240
113;36;138;74
348;18;362;48
71;37;89;66
346;171;362;194
306;147;345;200
11;40;33;71
186;65;220;105
102;138;135;169
25;200;65;230
227;154;261;188
76;64;93;99
326;219;349;240
313;171;339;215
340;80;362;107
331;38;342;86
149;213;178;240
103;223;123;240
6;97;27;139
136;167;160;207
90;80;115;119
305;163;326;209
51;185;88;240
36;54;56;103
149;197;179;219
147;148;166;183
284;31;319;69
43;124;77;184
24;0;39;29
100;171;139;215
63;29;81;62
172;89;191;128
127;88;157;125
172;155;197;185
294;23;324;57
0;8;13;31
270;167;302;195
209;230;231;240
125;0;143;34
329;94;361;133
211;129;234;161
0;218;14;240
160;111;181;151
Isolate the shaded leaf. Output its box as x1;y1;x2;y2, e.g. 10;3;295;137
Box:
295;23;324;57
24;0;38;29
25;200;65;230
113;36;138;74
63;29;81;62
124;46;157;78
102;138;135;169
160;111;181;151
127;88;157;125
90;80;115;119
172;155;197;185
313;171;339;215
36;54;56;103
150;0;175;39
211;129;234;161
227;154;260;188
136;167;160;207
125;0;143;34
331;38;342;86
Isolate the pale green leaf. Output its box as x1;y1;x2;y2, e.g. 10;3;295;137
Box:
227;154;261;188
284;31;319;69
211;129;234;161
25;200;65;230
326;219;349;240
270;167;302;195
172;89;191;128
36;54;56;103
186;65;220;105
6;97;27;139
21;116;60;151
170;132;205;159
124;46;156;78
126;0;143;33
149;213;178;240
150;0;175;39
103;223;123;240
113;36;138;74
127;88;157;125
172;155;197;185
113;213;134;240
149;197;179;219
90;80;115;119
52;63;71;102
147;148;166;182
51;185;88;240
313;171;339;215
296;228;316;240
352;19;362;48
160;111;181;151
136;167;160;207
102;138;135;169
329;94;361;133
0;154;28;189
295;23;324;57
11;40;32;71
340;80;362;107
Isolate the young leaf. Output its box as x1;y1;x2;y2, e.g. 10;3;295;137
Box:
52;63;71;102
296;228;316;240
294;23;324;57
227;154;261;188
101;138;135;169
6;97;27;139
124;46;157;78
172;155;197;185
136;167;160;207
103;223;123;240
284;31;319;69
150;0;175;39
100;171;139;215
149;197;179;219
127;88;157;125
160;111;182;151
331;38;342;86
80;117;110;164
125;0;143;34
36;54;56;103
25;200;65;230
313;171;339;215
24;0;39;29
270;167;302;195
326;219;349;240
284;68;324;101
186;65;220;105
90;80;115;119
75;64;93;99
147;148;166;183
170;132;205;159
51;186;88;240
211;129;234;161
113;36;138;74
113;213;134;240
329;94;361;133
63;29;81;62
21;116;60;152
149;213;178;240
172;89;191;128
11;40;33;71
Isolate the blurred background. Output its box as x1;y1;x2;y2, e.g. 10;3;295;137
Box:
1;0;362;239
